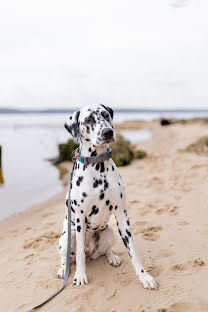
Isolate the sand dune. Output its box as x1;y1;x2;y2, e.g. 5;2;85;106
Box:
0;123;208;312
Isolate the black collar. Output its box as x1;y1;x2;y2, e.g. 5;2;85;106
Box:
72;147;112;165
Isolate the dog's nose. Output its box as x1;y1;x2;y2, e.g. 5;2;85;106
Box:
102;128;113;139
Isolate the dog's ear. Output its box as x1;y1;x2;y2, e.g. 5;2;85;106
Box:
101;104;114;120
64;110;80;143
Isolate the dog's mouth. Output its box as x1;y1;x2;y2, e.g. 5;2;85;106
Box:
100;136;115;145
104;137;114;144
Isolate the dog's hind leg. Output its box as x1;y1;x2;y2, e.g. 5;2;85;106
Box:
90;224;122;266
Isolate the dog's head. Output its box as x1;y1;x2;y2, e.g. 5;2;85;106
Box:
65;104;115;146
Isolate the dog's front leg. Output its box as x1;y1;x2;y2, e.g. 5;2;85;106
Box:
73;213;88;286
115;207;158;289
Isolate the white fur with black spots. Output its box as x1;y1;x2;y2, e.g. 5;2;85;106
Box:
58;104;158;289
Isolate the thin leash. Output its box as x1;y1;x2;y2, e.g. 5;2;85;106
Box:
26;147;112;312
26;159;75;312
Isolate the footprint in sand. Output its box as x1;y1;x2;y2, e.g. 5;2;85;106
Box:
41;212;54;218
158;249;174;258
157;301;195;312
113;271;131;287
22;231;59;251
140;225;163;241
147;265;163;277
170;258;205;272
156;204;179;216
177;220;189;226
132;221;148;235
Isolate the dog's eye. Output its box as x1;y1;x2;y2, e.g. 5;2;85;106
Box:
84;115;95;124
101;111;110;120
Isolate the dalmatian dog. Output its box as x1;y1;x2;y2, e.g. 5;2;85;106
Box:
57;104;158;289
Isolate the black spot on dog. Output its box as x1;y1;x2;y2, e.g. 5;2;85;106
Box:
100;162;105;172
59;245;62;249
120;193;123;198
71;206;75;213
91;150;97;157
115;205;118;210
118;182;120;186
112;165;114;171
98;179;102;185
93;232;100;243
81;210;83;213
126;229;131;237
83;192;87;197
106;200;110;205
100;192;104;200
65;215;67;219
122;236;129;248
86;125;90;133
118;228;122;236
109;205;113;211
127;219;130;226
89;205;99;217
76;176;84;186
77;225;81;232
141;269;144;273
66;199;68;207
88;147;92;152
93;179;99;188
77;218;80;223
81;199;84;203
61;231;66;236
95;163;100;171
74;200;77;205
104;180;108;189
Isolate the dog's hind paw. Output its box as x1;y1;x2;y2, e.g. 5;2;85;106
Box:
57;266;66;279
106;251;122;267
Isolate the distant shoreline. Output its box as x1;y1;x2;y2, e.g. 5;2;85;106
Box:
1;108;208;114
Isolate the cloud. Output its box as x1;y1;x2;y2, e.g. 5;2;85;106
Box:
0;0;208;109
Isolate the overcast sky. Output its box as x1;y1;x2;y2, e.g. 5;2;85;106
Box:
0;0;208;110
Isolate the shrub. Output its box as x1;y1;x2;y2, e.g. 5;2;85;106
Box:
185;136;208;156
134;150;147;159
110;134;134;166
53;134;147;166
52;139;79;164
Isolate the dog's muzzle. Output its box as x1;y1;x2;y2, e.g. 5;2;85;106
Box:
102;128;114;143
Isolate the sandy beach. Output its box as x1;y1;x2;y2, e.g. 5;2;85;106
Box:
1;122;208;312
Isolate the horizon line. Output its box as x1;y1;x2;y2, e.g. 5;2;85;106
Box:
1;107;208;114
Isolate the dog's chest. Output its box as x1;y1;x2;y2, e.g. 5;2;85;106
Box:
71;160;123;230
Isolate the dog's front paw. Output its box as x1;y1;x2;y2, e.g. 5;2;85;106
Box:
73;270;88;286
138;270;158;290
57;265;66;279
